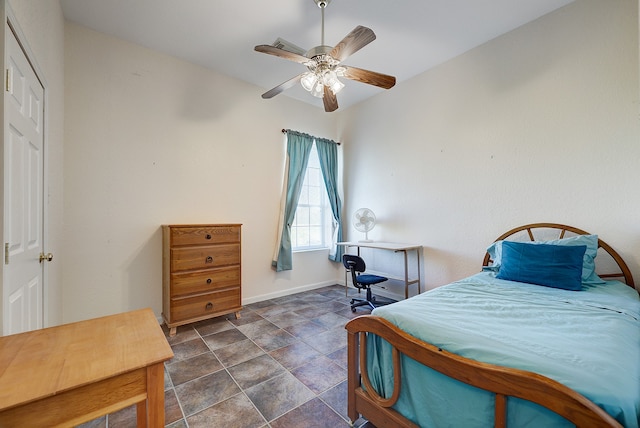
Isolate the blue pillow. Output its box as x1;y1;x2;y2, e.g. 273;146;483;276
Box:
496;241;587;291
486;234;604;285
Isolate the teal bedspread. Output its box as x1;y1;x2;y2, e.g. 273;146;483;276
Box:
369;272;640;427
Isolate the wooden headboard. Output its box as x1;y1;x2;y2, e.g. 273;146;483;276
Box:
482;223;635;288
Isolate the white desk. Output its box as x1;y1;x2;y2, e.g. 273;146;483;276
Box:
338;242;422;299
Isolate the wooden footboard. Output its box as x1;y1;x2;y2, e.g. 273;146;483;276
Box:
345;315;621;428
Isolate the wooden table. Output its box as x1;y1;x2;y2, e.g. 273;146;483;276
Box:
0;308;174;427
338;242;422;299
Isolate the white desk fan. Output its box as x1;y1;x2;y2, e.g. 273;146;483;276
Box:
353;208;376;242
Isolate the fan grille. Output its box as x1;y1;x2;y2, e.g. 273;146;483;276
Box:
354;208;376;233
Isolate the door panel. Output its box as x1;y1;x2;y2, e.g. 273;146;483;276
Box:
3;24;45;335
27;138;41;249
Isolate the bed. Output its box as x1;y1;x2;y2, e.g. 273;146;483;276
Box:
345;223;639;428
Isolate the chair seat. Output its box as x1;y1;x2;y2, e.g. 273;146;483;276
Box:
356;274;388;286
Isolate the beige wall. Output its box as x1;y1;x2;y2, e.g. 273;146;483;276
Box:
63;22;341;323
339;0;640;289
8;0;637;326
7;0;65;326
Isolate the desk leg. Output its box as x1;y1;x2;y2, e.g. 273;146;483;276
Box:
416;248;421;294
403;250;409;299
141;362;165;427
345;267;348;297
400;248;421;299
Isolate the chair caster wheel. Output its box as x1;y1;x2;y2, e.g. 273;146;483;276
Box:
350;299;355;304
351;307;356;312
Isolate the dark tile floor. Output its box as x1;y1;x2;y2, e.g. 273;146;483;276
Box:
78;284;379;428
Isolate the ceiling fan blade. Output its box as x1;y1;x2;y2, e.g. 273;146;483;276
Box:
262;74;303;99
341;66;396;89
254;45;310;65
330;26;376;63
323;86;338;113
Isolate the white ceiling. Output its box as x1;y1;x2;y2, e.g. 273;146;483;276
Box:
60;0;574;111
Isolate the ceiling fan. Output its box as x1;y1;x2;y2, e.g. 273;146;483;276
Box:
254;0;396;113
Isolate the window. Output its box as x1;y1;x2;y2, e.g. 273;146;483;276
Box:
291;142;333;251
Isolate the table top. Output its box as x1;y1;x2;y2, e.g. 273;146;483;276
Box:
337;241;422;251
0;308;173;411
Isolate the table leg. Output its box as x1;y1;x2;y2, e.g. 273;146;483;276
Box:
143;363;165;427
136;401;147;427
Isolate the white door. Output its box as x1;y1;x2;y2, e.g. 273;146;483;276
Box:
3;24;46;335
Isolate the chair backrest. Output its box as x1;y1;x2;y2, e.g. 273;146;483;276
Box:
343;254;366;273
343;254;367;288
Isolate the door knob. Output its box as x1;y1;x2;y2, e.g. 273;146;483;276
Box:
39;252;53;263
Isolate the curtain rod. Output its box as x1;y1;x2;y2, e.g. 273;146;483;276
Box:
281;128;340;145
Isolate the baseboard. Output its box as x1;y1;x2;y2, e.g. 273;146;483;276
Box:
241;280;341;305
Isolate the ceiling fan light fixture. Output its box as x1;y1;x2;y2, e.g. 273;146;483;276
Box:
322;70;344;94
301;69;344;97
332;80;345;94
311;80;325;98
331;80;345;94
300;72;318;91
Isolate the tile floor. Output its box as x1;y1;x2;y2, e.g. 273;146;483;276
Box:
78;284;380;428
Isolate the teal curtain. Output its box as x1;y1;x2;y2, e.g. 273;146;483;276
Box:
316;137;344;263
272;131;314;272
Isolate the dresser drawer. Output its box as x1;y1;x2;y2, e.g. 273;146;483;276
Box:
171;244;240;272
170;225;240;247
170;288;241;322
171;267;240;297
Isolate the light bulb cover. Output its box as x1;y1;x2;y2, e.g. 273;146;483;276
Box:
320;70;344;94
300;72;317;92
322;70;338;85
311;81;325;98
328;78;344;94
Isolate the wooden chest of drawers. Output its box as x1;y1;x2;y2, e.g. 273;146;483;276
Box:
162;224;242;336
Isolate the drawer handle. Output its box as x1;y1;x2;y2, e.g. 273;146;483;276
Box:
205;256;213;263
205;234;212;240
206;278;212;284
205;302;213;310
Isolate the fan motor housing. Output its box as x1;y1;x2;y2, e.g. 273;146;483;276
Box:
306;45;333;59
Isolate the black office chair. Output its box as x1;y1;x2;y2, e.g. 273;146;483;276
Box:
342;254;389;312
